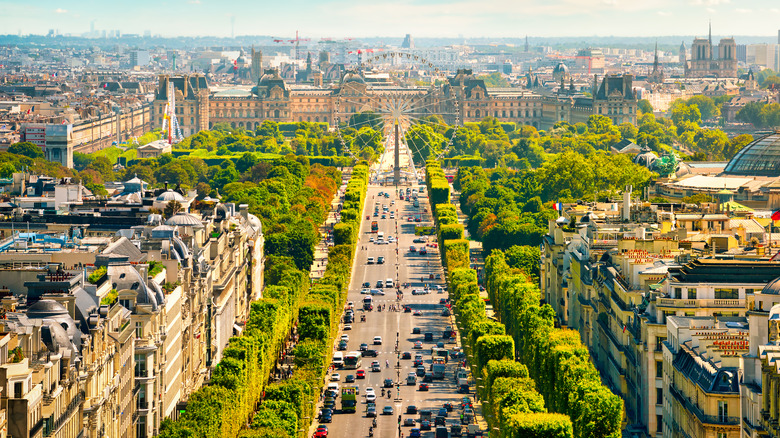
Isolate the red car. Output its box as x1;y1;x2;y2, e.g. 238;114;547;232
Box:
356;369;366;379
314;425;328;437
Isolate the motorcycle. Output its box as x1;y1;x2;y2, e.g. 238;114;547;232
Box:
361;315;366;322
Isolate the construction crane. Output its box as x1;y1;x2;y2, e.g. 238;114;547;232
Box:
273;30;310;63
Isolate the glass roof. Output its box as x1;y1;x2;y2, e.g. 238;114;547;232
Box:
723;133;780;176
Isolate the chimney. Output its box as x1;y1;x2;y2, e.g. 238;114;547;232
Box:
239;204;249;220
623;185;632;221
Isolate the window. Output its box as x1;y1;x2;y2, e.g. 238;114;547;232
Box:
135;354;147;377
656;360;663;378
135;322;143;339
718;400;728;422
674;287;682;297
687;288;697;299
14;381;22;398
656;388;663;405
655;337;666;352
715;288;738;299
656;415;663;433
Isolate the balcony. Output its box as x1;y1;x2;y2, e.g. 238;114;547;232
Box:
668;384;739;426
657;298;743;308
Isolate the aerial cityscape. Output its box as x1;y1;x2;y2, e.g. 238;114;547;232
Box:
3;2;780;438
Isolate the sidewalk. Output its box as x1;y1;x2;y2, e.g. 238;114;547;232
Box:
310;171;352;280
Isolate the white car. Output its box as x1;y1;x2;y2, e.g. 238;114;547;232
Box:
331;373;340;381
344;325;352;331
388;236;396;243
371;289;385;296
365;387;375;396
373;336;383;345
341;334;349;342
369;237;375;243
366;393;376;403
361;289;371;294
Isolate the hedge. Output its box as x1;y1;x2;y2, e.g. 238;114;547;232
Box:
502;413;573;438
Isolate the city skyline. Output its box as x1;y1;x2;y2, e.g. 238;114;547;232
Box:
2;0;780;39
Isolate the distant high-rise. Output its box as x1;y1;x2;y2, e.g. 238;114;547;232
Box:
402;34;414;49
778;29;780;44
130;50;150;68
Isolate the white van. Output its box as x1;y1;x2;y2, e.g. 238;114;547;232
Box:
332;352;344;368
385;278;394;288
377;231;385;242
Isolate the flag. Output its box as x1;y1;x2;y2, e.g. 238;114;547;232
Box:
553;202;563;211
622;324;627;333
772;210;780;221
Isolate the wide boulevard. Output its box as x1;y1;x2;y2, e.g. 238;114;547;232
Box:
313;175;473;438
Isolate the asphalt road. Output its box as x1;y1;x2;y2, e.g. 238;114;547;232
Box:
315;182;471;438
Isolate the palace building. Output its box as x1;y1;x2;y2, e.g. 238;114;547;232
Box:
152;69;637;136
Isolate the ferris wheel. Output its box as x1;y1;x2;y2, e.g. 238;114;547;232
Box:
333;52;460;184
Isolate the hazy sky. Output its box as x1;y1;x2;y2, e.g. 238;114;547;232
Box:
1;0;779;38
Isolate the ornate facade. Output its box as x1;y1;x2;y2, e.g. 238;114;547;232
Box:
685;25;738;78
153;69;638;135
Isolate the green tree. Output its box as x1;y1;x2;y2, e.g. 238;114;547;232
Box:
8;142;43;159
637;99;653;114
670;103;702;126
164;200;183;218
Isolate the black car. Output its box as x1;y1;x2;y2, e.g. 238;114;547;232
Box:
416;366;426;376
423;374;433;383
435;416;446;426
406;405;418;414
376;280;384;288
439;298;448;305
384;378;394;388
319;408;333;420
412;327;421;334
323;400;336;410
377;256;385;264
420;419;431;430
442;403;454;412
402;351;412;359
346;374;356;383
359;343;369;351
362;282;371;288
363;349;379;357
438;408;448;418
320;412;333;423
338;340;348;351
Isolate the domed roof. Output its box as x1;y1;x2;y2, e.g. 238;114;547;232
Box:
553;62;569;74
27;299;70;318
166;212;203;228
723;132;780;176
157;190;185;202
763;277;780;295
342;71;365;85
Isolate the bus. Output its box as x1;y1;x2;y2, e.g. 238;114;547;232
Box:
332;352;344;368
344;351;362;369
363;295;373;310
371;221;378;233
341;387;357;413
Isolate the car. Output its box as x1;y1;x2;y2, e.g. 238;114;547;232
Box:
437;341;445;348
365;387;375;397
419;248;427;255
314;426;329;437
376;280;384;288
343;324;352;331
416;366;426;376
409;246;417;252
391;200;395;205
330;373;340;381
323;399;336;410
381;214;386;219
407;373;417;385
373;212;378;217
410;428;422;438
384;378;394;388
408;216;414;222
363;349;379;357
341;334;349;342
443;402;454;412
346;374;355;383
413;237;424;243
435;274;442;280
362;282;371;288
404;418;416;426
367;257;375;264
366;393;377;403
390;214;395;219
413;341;423;349
420;419;431;430
373;336;382;345
404;306;412;313
356;369;366;379
338;340;347;351
439;298;449;305
415;217;422;222
388;236;395;243
423;374;433;383
371;289;385;296
412;327;421;334
383;406;394;415
377;256;385;264
319;409;333;420
419;383;429;391
435;416;446;426
438;408;448;418
366;406;377;417
413;357;423;367
359;343;368;351
406;405;418;414
402;351;412;359
413;310;422;316
320;412;333;423
371;361;381;371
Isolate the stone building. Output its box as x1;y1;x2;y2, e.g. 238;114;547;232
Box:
152;69;638;134
685;24;738;78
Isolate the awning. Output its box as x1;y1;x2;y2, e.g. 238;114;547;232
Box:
233;324;244;335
